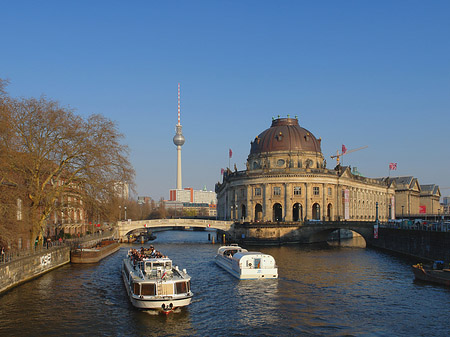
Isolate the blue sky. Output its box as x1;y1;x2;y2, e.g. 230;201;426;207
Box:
1;1;450;200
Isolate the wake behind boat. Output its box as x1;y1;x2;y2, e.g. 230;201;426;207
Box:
122;246;193;314
215;244;278;279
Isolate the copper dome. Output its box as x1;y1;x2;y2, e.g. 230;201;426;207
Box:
250;118;322;155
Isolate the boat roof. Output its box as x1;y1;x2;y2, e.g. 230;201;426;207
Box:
233;251;275;259
142;257;171;262
217;245;247;254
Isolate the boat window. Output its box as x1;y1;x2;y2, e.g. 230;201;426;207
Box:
132;282;140;295
153;262;164;268
141;283;156;296
175;281;187;294
165;262;172;270
254;258;261;269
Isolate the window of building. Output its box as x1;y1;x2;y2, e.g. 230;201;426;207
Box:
273;187;281;196
254;187;261;196
240;188;245;198
328;187;332;196
313;187;320;195
294;186;301;195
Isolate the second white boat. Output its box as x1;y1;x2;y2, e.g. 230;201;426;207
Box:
215;244;278;279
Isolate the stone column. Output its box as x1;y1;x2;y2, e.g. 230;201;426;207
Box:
263;184;268;221
285;183;292;221
246;184;252;222
322;183;326;221
304;182;308;221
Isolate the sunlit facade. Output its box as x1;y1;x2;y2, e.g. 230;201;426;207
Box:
216;117;396;222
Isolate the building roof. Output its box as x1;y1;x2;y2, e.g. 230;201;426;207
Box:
420;184;441;197
249;117;322;155
390;176;421;191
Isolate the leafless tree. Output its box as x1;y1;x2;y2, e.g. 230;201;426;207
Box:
0;80;135;247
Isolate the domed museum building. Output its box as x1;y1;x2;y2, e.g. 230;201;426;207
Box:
215;117;396;223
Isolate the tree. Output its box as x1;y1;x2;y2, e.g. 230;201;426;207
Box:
0;81;135;247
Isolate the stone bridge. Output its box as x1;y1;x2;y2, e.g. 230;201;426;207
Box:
117;219;379;245
117;218;233;240
229;220;380;245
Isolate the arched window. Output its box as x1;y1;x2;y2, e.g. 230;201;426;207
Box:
327;203;332;221
293;203;303;221
255;204;263;221
241;204;246;220
273;203;282;222
312;203;320;220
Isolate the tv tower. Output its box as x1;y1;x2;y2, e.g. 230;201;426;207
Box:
173;83;185;190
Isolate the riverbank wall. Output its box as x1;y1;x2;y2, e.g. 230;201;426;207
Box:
0;246;70;294
367;228;450;263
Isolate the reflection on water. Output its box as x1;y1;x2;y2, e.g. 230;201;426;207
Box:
1;231;450;336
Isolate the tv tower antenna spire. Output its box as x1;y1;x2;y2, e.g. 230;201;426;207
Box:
177;82;181;125
173;83;185;190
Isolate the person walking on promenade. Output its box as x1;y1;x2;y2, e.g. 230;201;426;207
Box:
1;246;5;263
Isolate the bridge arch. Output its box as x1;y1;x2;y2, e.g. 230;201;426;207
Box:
308;227;366;245
303;221;375;245
117;219;233;241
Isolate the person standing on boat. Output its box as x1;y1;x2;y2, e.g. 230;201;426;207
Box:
149;245;156;257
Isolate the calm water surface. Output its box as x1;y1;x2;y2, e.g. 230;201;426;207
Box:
1;230;449;337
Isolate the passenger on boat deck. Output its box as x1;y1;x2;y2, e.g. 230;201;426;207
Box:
149;246;156;257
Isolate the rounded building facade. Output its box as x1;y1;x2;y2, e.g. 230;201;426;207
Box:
216;117;395;222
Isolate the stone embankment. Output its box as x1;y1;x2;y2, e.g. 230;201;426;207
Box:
369;227;450;262
0;246;70;294
0;230;118;294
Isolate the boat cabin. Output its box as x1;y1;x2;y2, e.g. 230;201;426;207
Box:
137;258;173;278
232;252;276;271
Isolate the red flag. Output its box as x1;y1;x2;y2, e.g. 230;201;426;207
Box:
229;149;232;158
342;144;347;154
389;163;397;170
221;168;224;175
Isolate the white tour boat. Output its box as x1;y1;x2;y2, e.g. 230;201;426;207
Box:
122;249;193;314
215;244;278;279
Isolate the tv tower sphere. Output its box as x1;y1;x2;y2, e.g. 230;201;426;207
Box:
173;125;185;146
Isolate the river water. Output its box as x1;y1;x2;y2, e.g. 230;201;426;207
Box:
1;230;449;337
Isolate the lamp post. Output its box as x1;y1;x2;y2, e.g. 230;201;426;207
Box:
376;202;379;223
119;205;121;221
124;206;127;221
402;205;404;220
